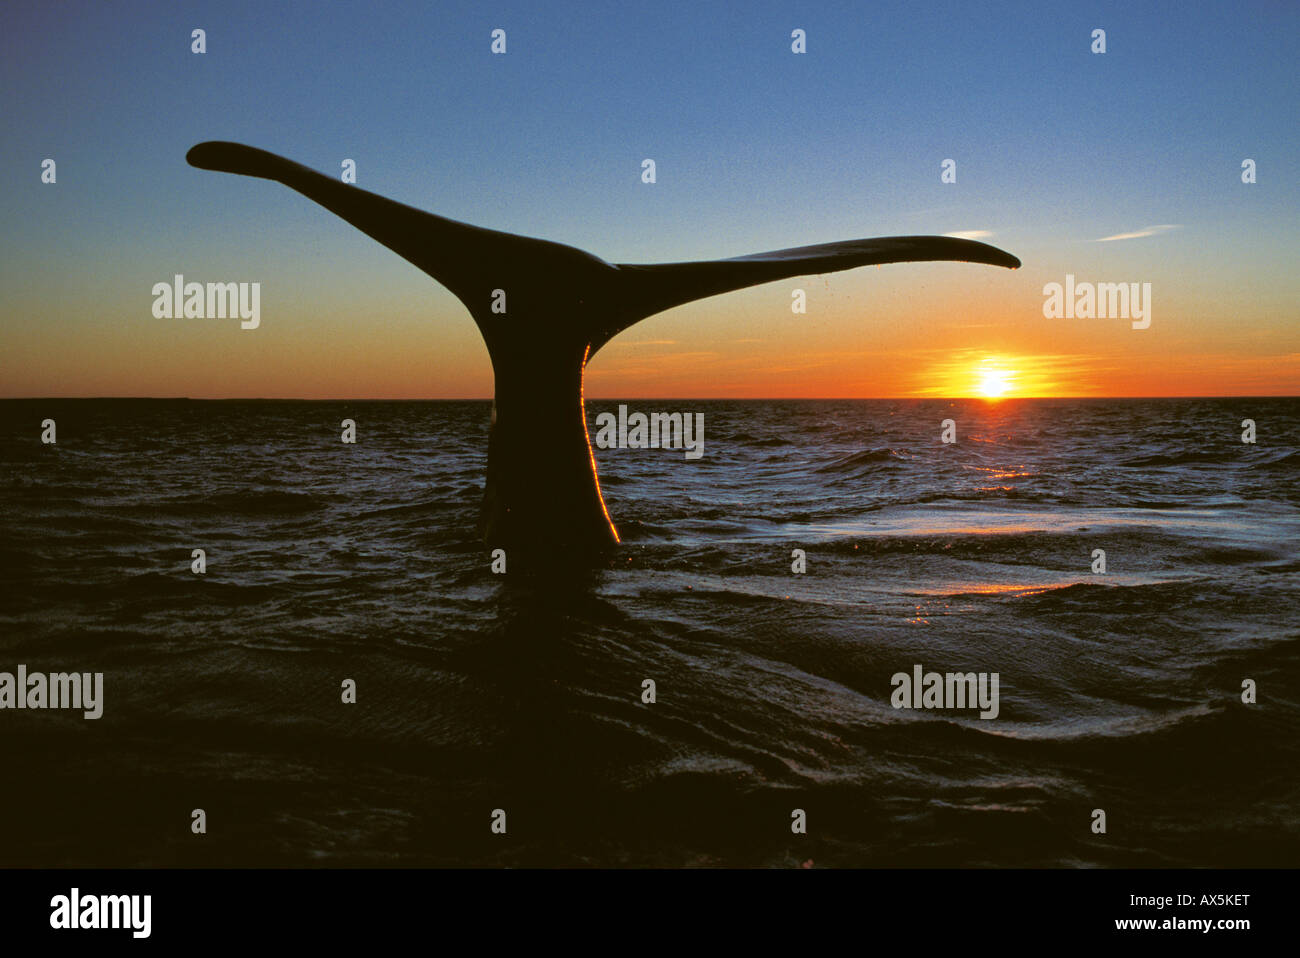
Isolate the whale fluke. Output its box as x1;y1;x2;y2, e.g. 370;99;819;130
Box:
187;141;1020;562
600;237;1020;351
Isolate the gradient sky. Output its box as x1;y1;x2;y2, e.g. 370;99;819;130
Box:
2;0;1297;398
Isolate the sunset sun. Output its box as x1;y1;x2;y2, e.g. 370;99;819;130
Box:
978;367;1015;399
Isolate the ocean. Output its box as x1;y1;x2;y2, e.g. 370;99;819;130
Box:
1;397;1297;867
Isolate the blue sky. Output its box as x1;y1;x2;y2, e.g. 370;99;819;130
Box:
2;0;1296;396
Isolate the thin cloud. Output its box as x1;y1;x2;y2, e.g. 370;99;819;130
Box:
942;230;993;240
1094;224;1181;242
906;348;1112;398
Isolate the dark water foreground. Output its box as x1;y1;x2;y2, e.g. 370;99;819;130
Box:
1;397;1296;867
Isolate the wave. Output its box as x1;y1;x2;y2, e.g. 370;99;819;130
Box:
138;489;328;516
1119;450;1237;467
816;448;911;473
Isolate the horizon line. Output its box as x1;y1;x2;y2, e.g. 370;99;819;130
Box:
2;395;1296;402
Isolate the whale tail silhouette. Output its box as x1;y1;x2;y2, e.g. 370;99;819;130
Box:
186;141;1020;560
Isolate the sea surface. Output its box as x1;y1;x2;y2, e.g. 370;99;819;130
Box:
1;397;1297;867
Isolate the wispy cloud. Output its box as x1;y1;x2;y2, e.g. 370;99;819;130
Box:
942;230;993;240
906;348;1113;397
1094;224;1181;242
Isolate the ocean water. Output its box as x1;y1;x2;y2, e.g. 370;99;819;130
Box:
0;397;1297;867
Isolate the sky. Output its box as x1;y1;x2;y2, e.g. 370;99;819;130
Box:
1;0;1297;398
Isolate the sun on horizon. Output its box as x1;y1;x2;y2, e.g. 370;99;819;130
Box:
912;351;1069;400
965;356;1022;399
978;366;1016;399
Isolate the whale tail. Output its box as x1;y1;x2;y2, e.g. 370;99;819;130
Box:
599;236;1020;352
187;142;1020;559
